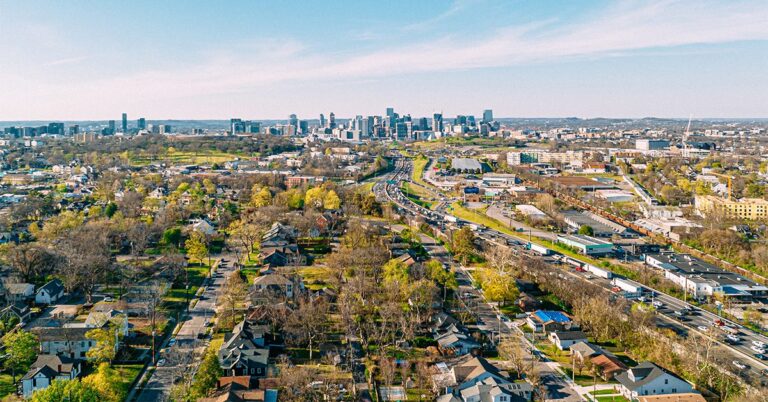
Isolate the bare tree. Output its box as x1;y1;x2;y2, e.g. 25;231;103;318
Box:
284;296;329;362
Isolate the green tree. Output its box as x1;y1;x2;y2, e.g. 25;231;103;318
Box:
481;270;519;307
4;330;38;383
190;347;222;398
426;260;457;301
382;259;409;285
82;363;124;402
31;379;100;402
323;189;341;210
104;202;118;218
304;187;325;210
250;185;272;207
85;325;118;364
162;227;183;247
185;230;209;265
578;225;594;236
452;227;476;264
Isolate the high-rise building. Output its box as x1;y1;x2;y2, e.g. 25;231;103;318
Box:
289;114;298;131
329;112;336;129
122;113;128;132
137;118;147;130
386;107;394;118
69;125;80;135
299;120;308;134
47;122;64;135
482;109;493;123
230;118;244;134
432;113;443;133
319;114;326;128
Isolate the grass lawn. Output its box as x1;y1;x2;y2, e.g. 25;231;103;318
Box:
594;396;629;402
561;367;601;387
132;150;242;166
412;156;429;187
359;182;375;194
114;364;143;396
298;266;335;290
589;388;619;395
240;268;259;285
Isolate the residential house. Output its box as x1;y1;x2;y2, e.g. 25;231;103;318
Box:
432;355;511;395
35;279;65;305
251;274;297;301
33;327;96;359
218;320;271;378
0;302;32;324
590;354;628;381
5;283;35;302
459;377;533;402
435;325;480;356
526;310;576;333
21;355;81;398
198;376;278;402
189;218;216;236
615;362;694;400
548;330;588;350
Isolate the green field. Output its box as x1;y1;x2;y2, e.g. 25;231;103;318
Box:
114;364;143;396
412;156;429;186
131;150;242;166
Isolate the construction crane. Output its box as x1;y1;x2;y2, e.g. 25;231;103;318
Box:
710;172;734;200
682;115;692;157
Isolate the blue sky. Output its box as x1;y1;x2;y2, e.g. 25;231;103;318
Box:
1;0;767;120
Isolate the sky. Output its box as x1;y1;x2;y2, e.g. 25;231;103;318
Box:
1;0;767;120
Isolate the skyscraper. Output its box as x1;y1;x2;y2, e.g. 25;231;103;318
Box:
137;118;147;130
108;120;116;135
482;109;493;123
432;113;443;133
319;114;326;128
289;114;298;132
386;107;394;118
122;113;128;132
329;112;336;129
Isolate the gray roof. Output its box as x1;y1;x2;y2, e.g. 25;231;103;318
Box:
551;330;588;341
451;158;482;171
615;362;686;391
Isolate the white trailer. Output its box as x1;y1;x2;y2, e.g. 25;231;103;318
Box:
611;278;642;297
528;243;552;256
444;215;458;223
586;264;613;279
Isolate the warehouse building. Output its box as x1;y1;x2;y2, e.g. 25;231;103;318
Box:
556;234;615;255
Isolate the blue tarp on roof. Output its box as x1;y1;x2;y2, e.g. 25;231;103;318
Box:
534;310;571;323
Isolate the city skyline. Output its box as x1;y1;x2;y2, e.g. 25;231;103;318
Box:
1;0;768;119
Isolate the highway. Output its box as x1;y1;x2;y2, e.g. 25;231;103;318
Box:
376;155;768;390
379;160;584;401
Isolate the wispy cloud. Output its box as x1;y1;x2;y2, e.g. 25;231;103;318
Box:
401;0;474;32
2;0;767;118
43;56;89;66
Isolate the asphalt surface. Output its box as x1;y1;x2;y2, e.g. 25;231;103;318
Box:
381;161;583;401
134;258;235;402
379;156;768;391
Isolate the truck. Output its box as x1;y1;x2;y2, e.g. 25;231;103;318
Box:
586;264;613;279
611;278;642;298
444;215;458;223
527;242;552;256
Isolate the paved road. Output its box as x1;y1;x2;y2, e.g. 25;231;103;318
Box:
386;180;583;401
134;258;235;402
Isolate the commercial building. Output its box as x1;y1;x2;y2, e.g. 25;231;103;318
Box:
635;139;670;151
644;252;768;301
451;158;482;173
121;113;128;132
694;195;768;220
556;234;614;255
507;149;585;167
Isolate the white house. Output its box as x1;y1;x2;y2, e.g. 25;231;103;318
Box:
615;362;694;400
21;354;80;398
35;279;65;305
33;327;95;360
549;330;589;350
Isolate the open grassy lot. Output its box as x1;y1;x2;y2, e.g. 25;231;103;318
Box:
114;364;143;396
412;156;429;186
131;150;243;166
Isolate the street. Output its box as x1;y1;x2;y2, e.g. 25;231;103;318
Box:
133;257;235;402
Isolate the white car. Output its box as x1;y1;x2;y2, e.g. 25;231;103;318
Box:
726;334;740;342
697;325;708;332
652;301;664;308
732;360;747;370
751;345;766;354
753;340;767;348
